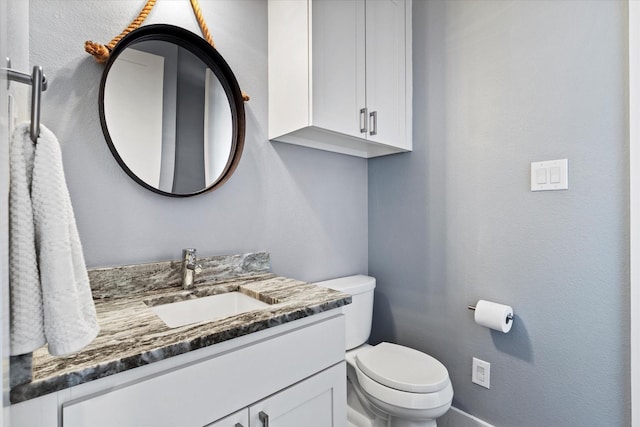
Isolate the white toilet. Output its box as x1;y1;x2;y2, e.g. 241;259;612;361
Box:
316;275;453;427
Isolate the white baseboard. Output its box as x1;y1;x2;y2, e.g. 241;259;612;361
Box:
437;406;494;427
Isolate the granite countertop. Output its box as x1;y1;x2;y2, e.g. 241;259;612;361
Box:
10;252;351;403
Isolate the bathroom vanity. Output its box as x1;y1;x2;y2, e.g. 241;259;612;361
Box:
9;253;350;427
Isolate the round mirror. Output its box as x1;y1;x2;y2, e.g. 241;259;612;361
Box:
99;24;245;197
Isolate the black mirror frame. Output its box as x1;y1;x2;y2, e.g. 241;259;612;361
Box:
98;24;246;197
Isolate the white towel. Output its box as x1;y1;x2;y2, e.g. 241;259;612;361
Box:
9;123;44;354
9;122;99;356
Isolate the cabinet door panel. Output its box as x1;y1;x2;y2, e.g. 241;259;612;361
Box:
311;0;365;138
250;363;346;427
365;0;407;147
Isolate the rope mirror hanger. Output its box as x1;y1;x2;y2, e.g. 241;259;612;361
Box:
84;0;250;102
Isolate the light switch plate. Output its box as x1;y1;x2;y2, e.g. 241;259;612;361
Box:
531;159;568;191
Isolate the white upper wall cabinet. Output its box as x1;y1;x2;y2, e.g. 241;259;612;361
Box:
268;0;412;158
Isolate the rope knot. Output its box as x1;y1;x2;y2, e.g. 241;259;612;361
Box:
84;41;110;64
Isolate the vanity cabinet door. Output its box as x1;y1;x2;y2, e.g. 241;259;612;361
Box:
204;409;249;427
249;362;346;427
365;0;410;150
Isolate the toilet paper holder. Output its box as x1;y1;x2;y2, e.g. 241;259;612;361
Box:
468;305;514;323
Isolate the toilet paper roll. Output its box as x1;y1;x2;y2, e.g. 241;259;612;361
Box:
474;300;513;333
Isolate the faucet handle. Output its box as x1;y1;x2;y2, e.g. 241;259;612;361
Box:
183;248;196;257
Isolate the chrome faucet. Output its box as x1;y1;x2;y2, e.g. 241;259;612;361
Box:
182;248;202;289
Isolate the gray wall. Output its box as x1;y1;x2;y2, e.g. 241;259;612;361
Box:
28;0;368;282
369;1;629;426
26;0;631;424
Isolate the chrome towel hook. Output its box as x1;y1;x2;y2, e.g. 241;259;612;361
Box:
1;59;48;142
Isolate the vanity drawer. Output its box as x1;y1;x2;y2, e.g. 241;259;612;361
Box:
62;314;345;427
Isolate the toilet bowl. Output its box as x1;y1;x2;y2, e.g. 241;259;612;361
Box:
347;343;453;427
315;276;453;427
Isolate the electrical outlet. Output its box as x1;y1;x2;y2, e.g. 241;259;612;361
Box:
472;357;490;389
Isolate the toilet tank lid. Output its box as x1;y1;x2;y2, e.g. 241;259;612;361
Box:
314;275;375;294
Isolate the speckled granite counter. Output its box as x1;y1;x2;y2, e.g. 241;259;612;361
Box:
10;252;350;403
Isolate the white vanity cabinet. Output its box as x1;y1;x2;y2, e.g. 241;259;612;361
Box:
10;312;346;427
268;0;412;158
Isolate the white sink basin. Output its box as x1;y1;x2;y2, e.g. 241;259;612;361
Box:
151;292;270;328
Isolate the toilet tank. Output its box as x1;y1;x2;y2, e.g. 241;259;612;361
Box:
314;275;376;350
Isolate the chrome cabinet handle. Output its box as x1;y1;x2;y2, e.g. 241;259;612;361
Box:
369;110;377;136
360;108;368;133
258;411;269;427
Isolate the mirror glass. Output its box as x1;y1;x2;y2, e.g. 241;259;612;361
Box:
99;24;245;197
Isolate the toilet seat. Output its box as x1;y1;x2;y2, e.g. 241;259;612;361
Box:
355;342;450;393
351;343;453;411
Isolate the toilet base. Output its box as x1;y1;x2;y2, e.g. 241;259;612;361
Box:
363;388;449;427
347;374;389;427
347;399;438;427
347;366;444;427
387;418;436;427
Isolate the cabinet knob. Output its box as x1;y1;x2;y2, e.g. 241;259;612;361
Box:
360;108;368;134
259;411;270;427
234;424;244;427
369;111;378;136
